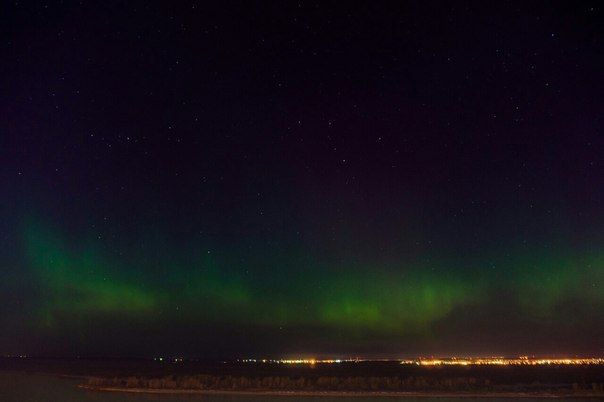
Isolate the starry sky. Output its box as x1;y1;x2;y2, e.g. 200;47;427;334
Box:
1;1;603;358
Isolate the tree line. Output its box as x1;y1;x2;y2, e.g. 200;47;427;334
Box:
85;374;604;394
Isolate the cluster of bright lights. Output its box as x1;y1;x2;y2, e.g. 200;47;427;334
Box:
407;357;604;366
240;358;352;364
154;357;184;363
240;356;604;366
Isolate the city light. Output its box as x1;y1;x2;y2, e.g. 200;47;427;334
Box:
240;358;357;364
410;357;604;366
239;356;604;366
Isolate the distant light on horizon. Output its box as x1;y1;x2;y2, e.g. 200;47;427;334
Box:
238;356;604;366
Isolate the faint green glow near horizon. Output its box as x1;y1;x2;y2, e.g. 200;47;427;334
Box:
513;252;604;317
21;221;604;334
317;270;482;331
24;225;157;324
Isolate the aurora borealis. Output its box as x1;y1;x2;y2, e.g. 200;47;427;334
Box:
2;2;603;357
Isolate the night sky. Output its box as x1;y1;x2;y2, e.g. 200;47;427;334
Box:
2;1;603;358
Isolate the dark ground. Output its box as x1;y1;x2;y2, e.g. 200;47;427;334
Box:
3;357;604;395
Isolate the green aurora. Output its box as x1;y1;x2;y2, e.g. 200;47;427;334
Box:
19;220;604;352
3;0;604;360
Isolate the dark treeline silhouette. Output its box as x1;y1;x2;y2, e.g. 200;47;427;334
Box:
4;358;604;396
86;373;604;395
